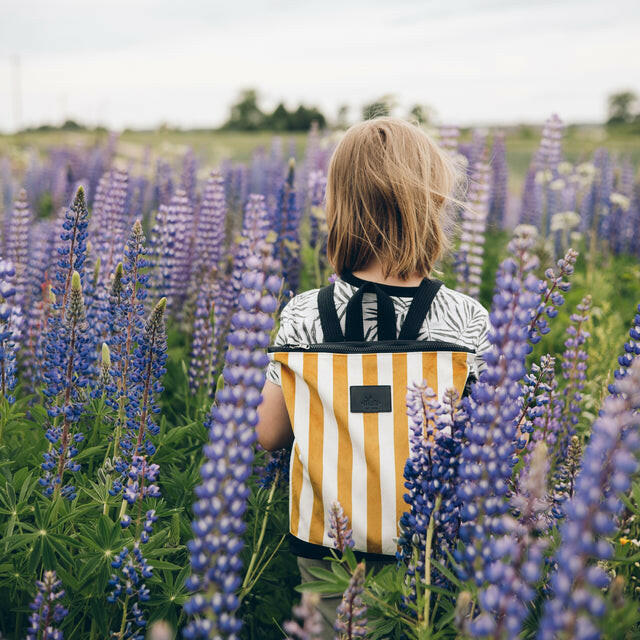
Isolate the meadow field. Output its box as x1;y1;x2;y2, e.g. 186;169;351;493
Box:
0;118;639;639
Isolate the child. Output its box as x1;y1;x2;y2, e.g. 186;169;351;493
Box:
257;116;491;637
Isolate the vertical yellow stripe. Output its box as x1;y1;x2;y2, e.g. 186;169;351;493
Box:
334;355;352;532
280;354;303;537
422;352;438;391
362;354;382;554
393;352;409;541
304;353;325;545
452;352;470;398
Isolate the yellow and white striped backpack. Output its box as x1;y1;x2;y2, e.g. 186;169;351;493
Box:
268;279;474;557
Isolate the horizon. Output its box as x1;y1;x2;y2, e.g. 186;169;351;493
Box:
1;0;639;133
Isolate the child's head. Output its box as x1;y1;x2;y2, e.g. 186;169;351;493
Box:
325;116;460;279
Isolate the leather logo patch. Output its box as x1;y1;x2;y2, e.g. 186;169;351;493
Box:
349;385;392;413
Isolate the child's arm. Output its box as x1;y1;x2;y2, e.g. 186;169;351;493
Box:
256;381;293;451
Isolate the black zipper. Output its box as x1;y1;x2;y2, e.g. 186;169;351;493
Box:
268;340;475;354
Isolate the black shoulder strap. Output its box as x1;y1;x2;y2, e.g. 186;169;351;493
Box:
318;284;343;342
397;279;443;341
344;282;396;342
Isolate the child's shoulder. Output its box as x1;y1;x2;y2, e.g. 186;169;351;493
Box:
432;284;490;326
280;288;321;321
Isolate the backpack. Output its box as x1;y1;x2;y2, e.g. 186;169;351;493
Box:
268;278;474;557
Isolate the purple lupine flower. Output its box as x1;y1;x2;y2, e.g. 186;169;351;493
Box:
184;240;283;639
0;259;22;404
609;301;640;395
528;247;578;345
519;114;564;232
557;296;591;454
474;442;551;638
91;170;129;285
40;271;93;500
537;359;640;640
7;188;32;306
212;194;271;370
327;501;355;553
488;132;508;229
283;592;323;640
188;276;217;395
154;159;173;209
182;147;198;205
551;434;582;520
455;158;491;299
191;170;227;285
151;188;194;316
334;563;367;640
438;125;460;155
454;234;541;586
27;570;68;640
398;385;467;593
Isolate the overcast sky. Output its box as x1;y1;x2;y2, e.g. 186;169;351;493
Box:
0;0;639;132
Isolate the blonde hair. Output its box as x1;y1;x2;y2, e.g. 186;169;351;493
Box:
325;116;460;279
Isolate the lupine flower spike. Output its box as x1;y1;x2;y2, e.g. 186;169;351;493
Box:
283;592;323;640
27;570;68;640
537;359;640;639
184;238;283;638
328;501;355;553
41;271;92;500
334;563;368;640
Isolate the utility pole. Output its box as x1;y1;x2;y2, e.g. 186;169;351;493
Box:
11;54;22;132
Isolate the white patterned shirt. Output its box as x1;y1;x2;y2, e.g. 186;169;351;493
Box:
267;272;492;386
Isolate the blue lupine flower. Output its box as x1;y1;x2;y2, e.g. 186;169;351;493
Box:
557;295;591;454
334;563;367;640
537;359;640;640
106;222;151;460
398;385;467;595
117;297;167;471
40;271;93;499
53;187;90;302
528;248;578;345
27;570;68;640
609;301;640;395
108;532;156;639
188;277;217;395
184;239;283;639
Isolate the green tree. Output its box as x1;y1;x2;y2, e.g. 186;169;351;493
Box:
223;89;266;130
335;104;350;129
408;103;434;125
607;90;639;125
362;94;396;120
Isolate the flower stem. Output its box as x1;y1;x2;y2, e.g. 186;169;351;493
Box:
423;495;442;631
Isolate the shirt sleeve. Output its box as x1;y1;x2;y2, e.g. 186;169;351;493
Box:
469;305;492;379
265;299;295;386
